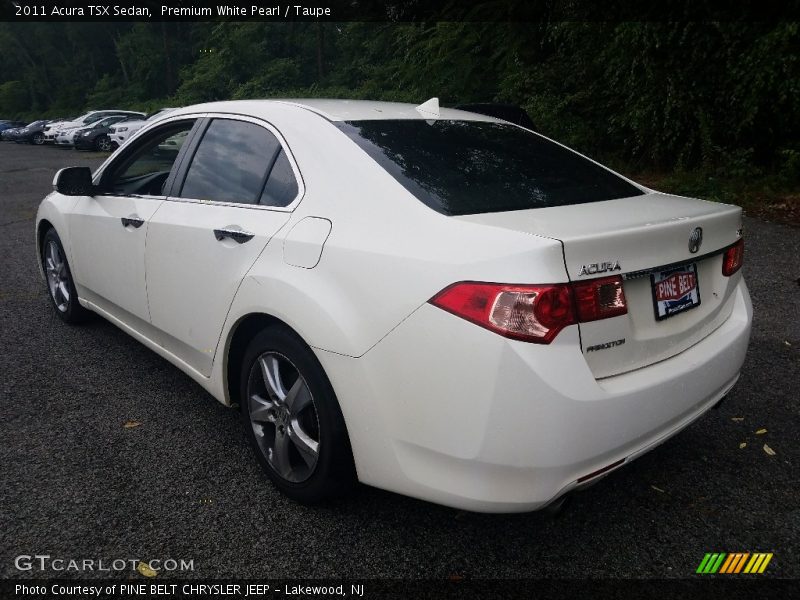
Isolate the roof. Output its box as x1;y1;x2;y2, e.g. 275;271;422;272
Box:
171;99;503;123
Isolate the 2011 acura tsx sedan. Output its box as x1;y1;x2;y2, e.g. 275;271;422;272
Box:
36;99;752;512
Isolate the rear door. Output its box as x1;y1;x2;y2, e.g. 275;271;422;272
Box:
145;115;301;376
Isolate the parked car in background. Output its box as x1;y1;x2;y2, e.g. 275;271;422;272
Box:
1;119;26;132
73;115;136;151
12;120;52;145
0;120;27;140
41;117;74;143
109;108;175;147
35;99;752;512
156;128;188;155
46;110;144;144
1;127;19;141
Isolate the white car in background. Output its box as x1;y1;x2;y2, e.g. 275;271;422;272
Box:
35;99;751;512
108;107;175;148
47;110;144;145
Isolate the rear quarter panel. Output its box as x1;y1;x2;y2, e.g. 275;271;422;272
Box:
217;109;570;361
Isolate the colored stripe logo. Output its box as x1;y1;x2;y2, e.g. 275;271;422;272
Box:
696;552;773;574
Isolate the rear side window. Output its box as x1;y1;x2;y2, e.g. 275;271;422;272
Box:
335;120;643;216
180;119;299;207
181;119;280;204
260;150;299;207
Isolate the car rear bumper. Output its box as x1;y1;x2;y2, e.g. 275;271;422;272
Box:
318;278;752;512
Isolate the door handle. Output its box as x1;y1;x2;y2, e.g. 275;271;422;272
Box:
213;228;255;244
121;216;144;229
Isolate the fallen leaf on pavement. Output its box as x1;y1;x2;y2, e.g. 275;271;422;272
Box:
756;428;767;435
739;442;747;449
651;485;665;493
123;420;142;429
137;562;157;578
731;417;744;422
763;444;776;456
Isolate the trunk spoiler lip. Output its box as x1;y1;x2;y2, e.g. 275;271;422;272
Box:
620;239;743;281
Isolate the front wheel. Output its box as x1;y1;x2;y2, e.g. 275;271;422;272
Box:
240;326;356;503
41;228;90;323
96;135;113;152
32;132;45;145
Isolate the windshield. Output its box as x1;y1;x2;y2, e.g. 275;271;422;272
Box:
96;116;124;128
84;113;106;124
336;120;644;216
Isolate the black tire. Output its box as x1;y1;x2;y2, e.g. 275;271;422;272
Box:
41;228;91;324
32;132;45;145
240;325;356;503
95;135;112;152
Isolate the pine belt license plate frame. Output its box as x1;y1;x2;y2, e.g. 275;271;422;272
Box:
651;262;701;321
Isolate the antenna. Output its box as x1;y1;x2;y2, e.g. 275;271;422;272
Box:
415;98;440;118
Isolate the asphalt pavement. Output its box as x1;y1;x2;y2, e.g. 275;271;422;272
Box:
1;142;797;580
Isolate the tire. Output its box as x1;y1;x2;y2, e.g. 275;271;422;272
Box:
41;228;90;324
32;132;45;145
96;135;113;152
240;325;356;503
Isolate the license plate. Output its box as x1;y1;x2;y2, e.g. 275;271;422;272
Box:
651;263;701;320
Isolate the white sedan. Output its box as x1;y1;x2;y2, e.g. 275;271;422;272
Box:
54;128;81;146
36;99;752;512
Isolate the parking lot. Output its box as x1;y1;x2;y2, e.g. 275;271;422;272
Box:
1;142;798;579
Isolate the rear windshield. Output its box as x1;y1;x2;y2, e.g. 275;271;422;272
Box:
335;120;643;216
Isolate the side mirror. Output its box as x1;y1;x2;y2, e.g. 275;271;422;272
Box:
53;167;95;196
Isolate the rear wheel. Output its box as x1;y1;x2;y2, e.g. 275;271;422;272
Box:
240;326;355;503
41;228;90;323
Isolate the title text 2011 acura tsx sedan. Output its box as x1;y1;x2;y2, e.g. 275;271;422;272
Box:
36;99;752;512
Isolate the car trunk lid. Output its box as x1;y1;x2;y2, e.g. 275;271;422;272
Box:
455;192;744;377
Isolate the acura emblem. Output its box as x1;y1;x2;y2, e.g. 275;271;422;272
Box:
688;227;703;254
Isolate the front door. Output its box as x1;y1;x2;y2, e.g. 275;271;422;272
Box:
68;119;198;329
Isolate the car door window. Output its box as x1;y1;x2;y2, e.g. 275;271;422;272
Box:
103;121;195;197
179;119;298;206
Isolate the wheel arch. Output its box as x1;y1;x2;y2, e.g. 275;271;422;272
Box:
36;218;55;268
224;312;307;408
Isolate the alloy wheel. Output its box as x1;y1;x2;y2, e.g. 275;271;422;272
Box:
98;136;112;152
246;352;320;483
33;133;44;145
45;240;70;312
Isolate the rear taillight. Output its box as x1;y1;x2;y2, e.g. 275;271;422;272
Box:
430;282;575;344
429;276;628;344
722;239;744;276
572;276;628;322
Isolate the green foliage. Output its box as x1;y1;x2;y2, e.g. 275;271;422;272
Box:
0;19;798;189
0;80;28;113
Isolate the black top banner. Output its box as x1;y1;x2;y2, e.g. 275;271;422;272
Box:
2;0;800;22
